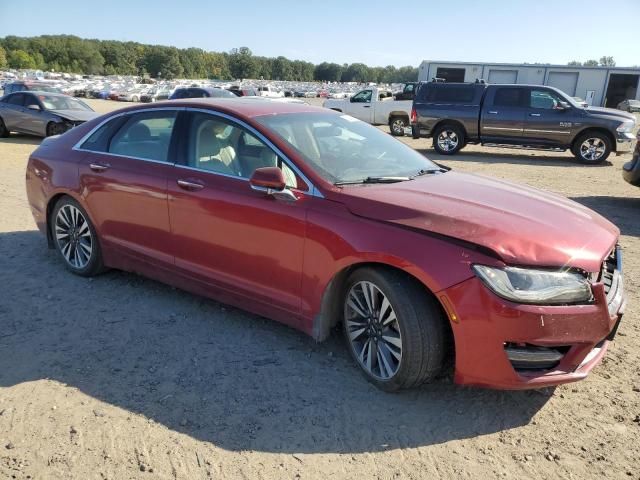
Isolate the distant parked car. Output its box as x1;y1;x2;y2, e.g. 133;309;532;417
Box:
3;81;63;95
140;88;171;102
118;88;147;102
622;130;640;186
257;86;284;98
0;91;98;137
617;99;640;113
227;86;258;97
169;87;237;100
304;91;317;98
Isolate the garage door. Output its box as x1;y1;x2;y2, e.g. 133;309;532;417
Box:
488;69;518;84
547;72;579;96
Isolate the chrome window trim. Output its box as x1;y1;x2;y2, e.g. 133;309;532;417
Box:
72;105;324;198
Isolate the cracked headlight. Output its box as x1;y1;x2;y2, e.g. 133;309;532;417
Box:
472;265;592;305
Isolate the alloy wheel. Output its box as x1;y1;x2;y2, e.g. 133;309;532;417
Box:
391;119;406;134
437;130;459;152
344;281;402;380
55;204;93;269
580;138;606;162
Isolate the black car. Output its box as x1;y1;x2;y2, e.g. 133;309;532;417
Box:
411;81;637;163
623;130;640;186
169;87;236;100
3;81;63;95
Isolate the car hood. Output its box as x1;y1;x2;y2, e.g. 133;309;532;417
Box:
338;171;618;272
584;106;636;122
50;109;100;122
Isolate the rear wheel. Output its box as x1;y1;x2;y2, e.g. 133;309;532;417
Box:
46;122;67;137
51;197;104;276
433;124;465;155
389;116;408;136
342;267;448;391
573;131;611;164
0;117;10;138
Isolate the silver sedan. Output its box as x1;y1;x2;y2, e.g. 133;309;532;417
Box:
0;91;99;138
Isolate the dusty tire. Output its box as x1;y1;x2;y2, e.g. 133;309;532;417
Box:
342;267;448;392
0;117;10;138
433;124;465;155
46;122;67;137
389;116;408;136
572;131;612;164
51;196;105;277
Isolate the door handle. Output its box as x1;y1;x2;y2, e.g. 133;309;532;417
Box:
529;113;541;117
487;111;498;114
363;105;371;108
89;162;110;172
177;179;205;191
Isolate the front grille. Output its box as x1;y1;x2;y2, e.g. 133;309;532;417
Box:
599;246;623;315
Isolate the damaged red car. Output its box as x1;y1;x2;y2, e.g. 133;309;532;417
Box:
25;99;626;391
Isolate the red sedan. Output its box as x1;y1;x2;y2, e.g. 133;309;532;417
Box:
25;99;626;391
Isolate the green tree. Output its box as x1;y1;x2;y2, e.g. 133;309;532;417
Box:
8;49;36;69
314;62;343;81
342;63;371;82
584;59;599;66
272;56;293;80
0;46;7;69
599;56;615;67
228;47;258;79
567;60;582;66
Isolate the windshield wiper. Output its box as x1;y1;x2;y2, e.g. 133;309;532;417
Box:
334;176;411;186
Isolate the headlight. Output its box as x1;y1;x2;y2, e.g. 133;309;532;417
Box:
617;121;635;132
472;265;592;305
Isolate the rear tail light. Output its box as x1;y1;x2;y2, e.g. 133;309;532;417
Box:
410;107;417;124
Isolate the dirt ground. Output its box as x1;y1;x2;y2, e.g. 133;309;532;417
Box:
0;98;639;480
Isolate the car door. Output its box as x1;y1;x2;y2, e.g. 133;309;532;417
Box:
523;88;574;146
22;93;49;136
77;109;179;267
0;93;28;132
167;110;308;323
346;89;374;122
480;87;527;143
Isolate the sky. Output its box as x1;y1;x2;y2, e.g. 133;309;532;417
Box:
0;0;638;68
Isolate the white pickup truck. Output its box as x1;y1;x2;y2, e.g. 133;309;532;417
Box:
257;85;284;98
323;87;413;136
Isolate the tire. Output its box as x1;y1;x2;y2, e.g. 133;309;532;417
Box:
389;116;408;136
411;125;420;139
0;117;10;138
342;267;448;392
51;197;105;277
572;131;612;164
46;122;67;137
432;124;465;155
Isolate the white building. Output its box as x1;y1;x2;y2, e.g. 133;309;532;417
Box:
418;60;640;107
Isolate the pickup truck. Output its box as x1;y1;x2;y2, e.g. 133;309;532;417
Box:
411;81;637;163
323;87;413;136
257;86;284;98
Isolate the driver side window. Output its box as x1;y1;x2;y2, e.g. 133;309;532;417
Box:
530;90;562;110
187;113;298;188
351;90;372;103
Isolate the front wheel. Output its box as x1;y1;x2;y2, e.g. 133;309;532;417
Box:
46;122;67;137
433;124;465;155
389;116;407;136
573;132;611;164
342;268;448;391
51;197;105;276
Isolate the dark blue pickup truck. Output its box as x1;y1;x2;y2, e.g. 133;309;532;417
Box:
411;81;636;163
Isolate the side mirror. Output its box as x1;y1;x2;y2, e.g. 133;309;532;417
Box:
27;104;41;111
557;101;571;110
249;167;297;202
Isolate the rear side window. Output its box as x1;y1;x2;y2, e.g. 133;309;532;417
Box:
108;111;177;162
493;88;526;107
80;117;126;152
7;93;25;106
421;85;476;103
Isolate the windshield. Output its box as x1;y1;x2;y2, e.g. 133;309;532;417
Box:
255;112;439;184
38;94;93;111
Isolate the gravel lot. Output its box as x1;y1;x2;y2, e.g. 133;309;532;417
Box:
0;98;639;479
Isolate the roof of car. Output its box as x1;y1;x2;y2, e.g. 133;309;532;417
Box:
153;97;327;118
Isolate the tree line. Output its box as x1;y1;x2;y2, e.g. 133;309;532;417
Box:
0;35;419;83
